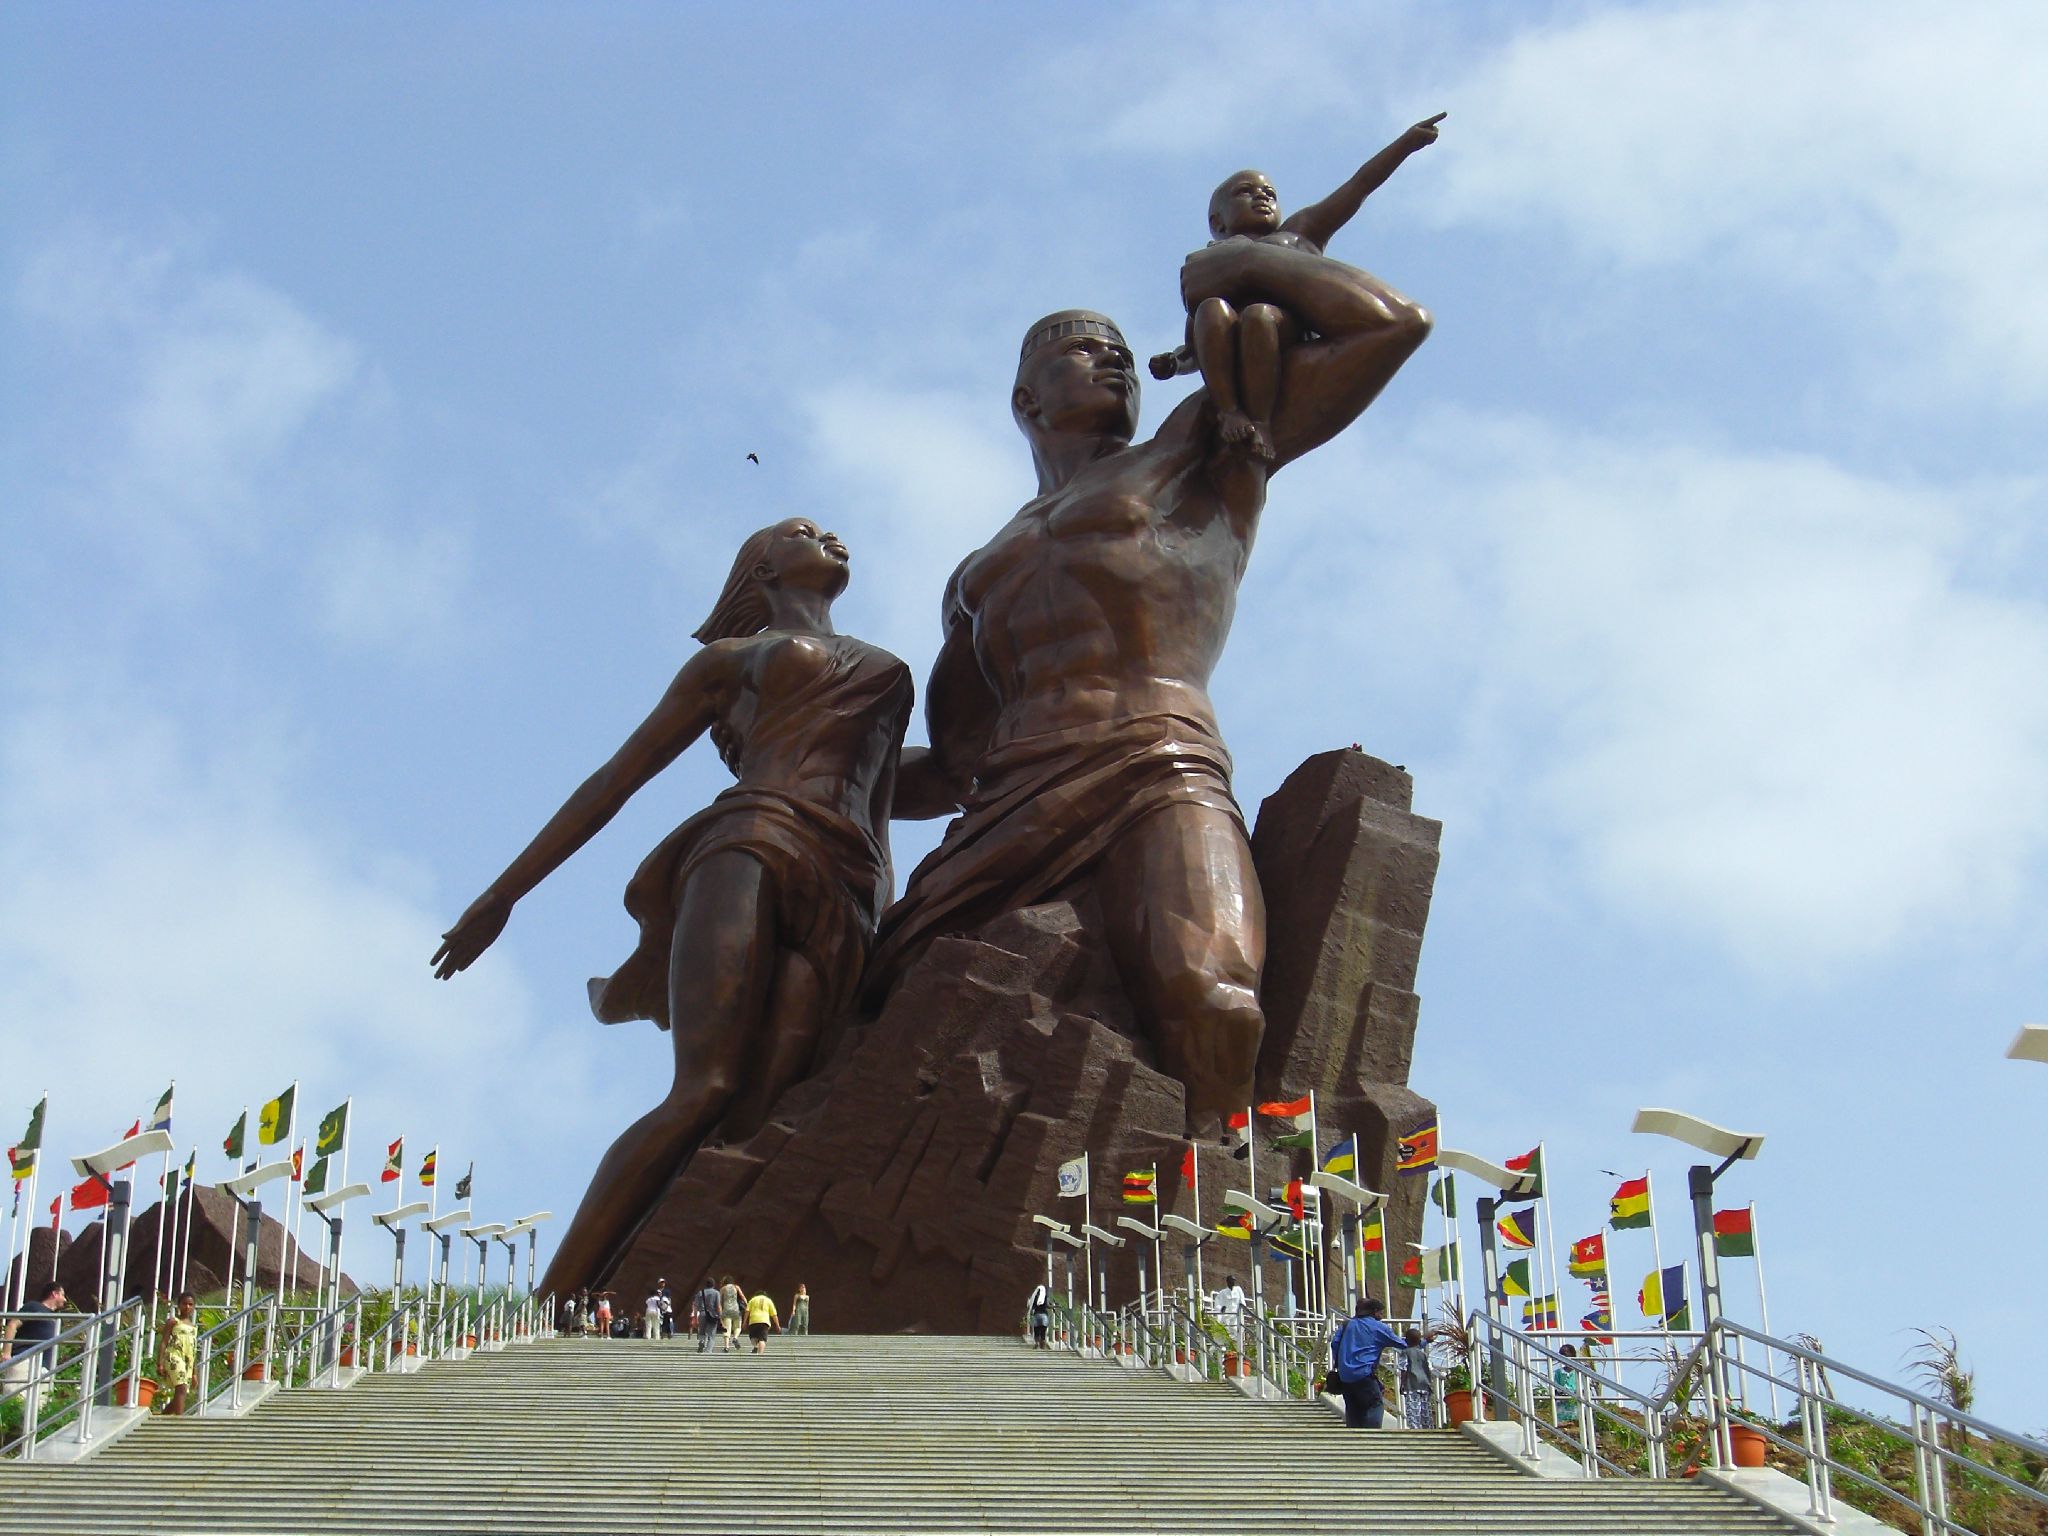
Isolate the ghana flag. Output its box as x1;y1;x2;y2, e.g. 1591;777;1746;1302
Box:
1609;1176;1652;1229
1121;1169;1156;1205
1713;1207;1755;1258
1395;1121;1438;1175
1496;1206;1538;1249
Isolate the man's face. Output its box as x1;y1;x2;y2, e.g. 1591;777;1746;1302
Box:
1017;332;1140;441
1211;171;1280;237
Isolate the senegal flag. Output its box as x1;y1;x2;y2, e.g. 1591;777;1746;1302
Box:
1713;1207;1755;1258
1395;1121;1438;1175
1568;1233;1608;1278
223;1110;248;1161
1120;1169;1154;1204
316;1101;349;1158
257;1084;296;1147
1320;1135;1357;1177
1499;1257;1531;1298
1496;1206;1538;1249
1609;1176;1652;1229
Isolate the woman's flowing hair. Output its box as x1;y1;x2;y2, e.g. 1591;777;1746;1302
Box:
692;525;782;643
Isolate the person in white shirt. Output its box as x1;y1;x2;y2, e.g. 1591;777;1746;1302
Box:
643;1294;663;1341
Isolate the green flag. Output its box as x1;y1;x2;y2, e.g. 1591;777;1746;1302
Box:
1267;1129;1314;1152
163;1163;180;1202
1500;1257;1532;1298
224;1110;247;1161
316;1102;348;1159
18;1097;46;1154
303;1154;330;1198
258;1084;296;1147
1430;1172;1458;1219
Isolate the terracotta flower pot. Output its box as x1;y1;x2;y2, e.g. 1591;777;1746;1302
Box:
1728;1424;1768;1468
404;1342;418;1357
1174;1347;1187;1364
463;1334;477;1348
1444;1387;1475;1426
1223;1350;1245;1378
242;1362;266;1382
113;1376;157;1409
339;1349;356;1367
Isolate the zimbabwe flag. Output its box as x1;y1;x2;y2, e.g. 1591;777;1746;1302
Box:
1713;1207;1755;1258
1395;1121;1438;1174
1121;1169;1155;1205
1609;1176;1652;1229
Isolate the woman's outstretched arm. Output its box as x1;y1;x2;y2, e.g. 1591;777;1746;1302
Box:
432;644;738;977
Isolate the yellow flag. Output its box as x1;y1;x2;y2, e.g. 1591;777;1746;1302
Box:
258;1084;296;1146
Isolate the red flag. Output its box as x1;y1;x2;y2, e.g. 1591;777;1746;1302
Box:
1256;1096;1312;1120
1224;1110;1251;1132
1180;1145;1196;1190
70;1174;111;1211
50;1195;61;1228
1283;1177;1305;1222
291;1147;304;1183
115;1119;142;1171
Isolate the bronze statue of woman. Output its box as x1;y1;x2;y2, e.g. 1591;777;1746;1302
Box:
431;517;913;1297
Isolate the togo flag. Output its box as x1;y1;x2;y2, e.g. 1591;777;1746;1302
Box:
1056;1156;1087;1198
315;1102;349;1158
257;1084;296;1146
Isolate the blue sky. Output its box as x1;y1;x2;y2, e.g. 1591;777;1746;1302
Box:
4;3;2043;1422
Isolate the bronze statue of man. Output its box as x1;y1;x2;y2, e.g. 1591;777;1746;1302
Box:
879;231;1434;1128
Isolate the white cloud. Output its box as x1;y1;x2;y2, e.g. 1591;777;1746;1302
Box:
1425;0;2048;399
1238;410;2048;973
314;522;475;657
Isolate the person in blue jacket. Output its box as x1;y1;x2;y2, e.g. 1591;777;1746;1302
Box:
1328;1296;1404;1428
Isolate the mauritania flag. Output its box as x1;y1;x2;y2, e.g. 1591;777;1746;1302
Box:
147;1084;174;1135
1609;1176;1652;1229
420;1148;439;1188
1320;1135;1357;1177
1055;1155;1087;1198
1120;1169;1154;1204
315;1102;349;1158
1500;1257;1532;1298
1713;1207;1755;1258
382;1137;404;1184
1395;1121;1437;1174
1504;1144;1545;1198
1497;1206;1538;1250
303;1154;329;1198
1569;1233;1608;1277
1638;1264;1687;1323
1257;1096;1313;1151
257;1084;296;1147
223;1110;248;1161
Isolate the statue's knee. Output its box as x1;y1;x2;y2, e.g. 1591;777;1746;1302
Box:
1241;302;1285;334
1194;296;1237;331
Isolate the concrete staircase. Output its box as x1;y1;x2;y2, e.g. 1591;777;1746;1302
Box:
0;1335;1798;1534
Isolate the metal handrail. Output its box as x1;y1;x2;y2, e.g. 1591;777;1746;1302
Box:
0;1298;147;1461
191;1295;278;1417
1471;1311;1672;1478
357;1294;426;1373
275;1295;362;1389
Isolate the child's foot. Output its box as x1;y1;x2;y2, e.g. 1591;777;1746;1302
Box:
1216;408;1275;460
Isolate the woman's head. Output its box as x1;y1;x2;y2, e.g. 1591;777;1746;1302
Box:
693;518;849;643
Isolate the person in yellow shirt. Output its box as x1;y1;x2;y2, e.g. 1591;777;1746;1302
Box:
744;1290;779;1353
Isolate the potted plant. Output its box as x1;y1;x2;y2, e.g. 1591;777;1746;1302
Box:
1426;1316;1479;1425
113;1375;158;1409
1725;1412;1770;1468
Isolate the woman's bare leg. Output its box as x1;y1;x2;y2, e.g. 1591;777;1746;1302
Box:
538;850;777;1298
717;948;826;1141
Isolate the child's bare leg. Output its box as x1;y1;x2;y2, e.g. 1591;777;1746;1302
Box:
1235;302;1284;460
1193;297;1261;453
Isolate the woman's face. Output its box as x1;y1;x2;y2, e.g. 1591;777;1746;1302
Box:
759;518;851;597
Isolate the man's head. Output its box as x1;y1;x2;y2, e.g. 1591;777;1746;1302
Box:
39;1281;64;1307
1356;1296;1384;1319
1013;310;1139;446
1209;170;1280;238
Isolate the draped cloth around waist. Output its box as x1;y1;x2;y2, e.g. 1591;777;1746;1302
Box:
868;712;1243;993
588;787;888;1031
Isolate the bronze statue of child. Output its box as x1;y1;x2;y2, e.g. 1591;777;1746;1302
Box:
431;517;913;1298
1150;111;1445;460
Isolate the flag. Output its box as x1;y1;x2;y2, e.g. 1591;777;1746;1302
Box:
1569;1233;1608;1278
224;1111;248;1161
1270;1226;1308;1260
258;1085;296;1147
1179;1145;1196;1190
17;1097;46;1154
1256;1095;1312;1121
50;1195;60;1228
1395;1121;1438;1174
1497;1206;1538;1249
183;1149;196;1183
70;1174;111;1211
1609;1176;1652;1229
1215;1200;1253;1239
1713;1207;1755;1258
1520;1293;1561;1330
1579;1309;1613;1345
1055;1156;1087;1198
115;1120;141;1170
1268;1127;1314;1152
420;1149;439;1188
1361;1206;1384;1253
7;1145;32;1181
1504;1145;1546;1198
303;1155;329;1198
147;1084;174;1135
1282;1177;1305;1221
316;1102;349;1158
1320;1135;1357;1176
1430;1173;1457;1219
1398;1243;1460;1288
290;1147;304;1183
454;1163;473;1200
1226;1109;1252;1159
1637;1264;1687;1324
382;1137;404;1184
1121;1169;1155;1205
1500;1257;1531;1298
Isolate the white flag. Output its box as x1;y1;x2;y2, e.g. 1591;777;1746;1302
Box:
1056;1156;1087;1198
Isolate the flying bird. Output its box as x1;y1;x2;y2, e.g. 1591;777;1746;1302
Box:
745;452;760;464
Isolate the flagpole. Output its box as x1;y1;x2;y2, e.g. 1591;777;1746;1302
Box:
1081;1151;1095;1317
177;1155;195;1293
1747;1201;1781;1424
1189;1143;1204;1308
1644;1168;1670;1342
12;1094;47;1311
1243;1105;1257;1325
155;1158;179;1333
223;1106;247;1310
1304;1091;1321;1322
283;1141;304;1302
2;1182;18;1313
1538;1141;1562;1337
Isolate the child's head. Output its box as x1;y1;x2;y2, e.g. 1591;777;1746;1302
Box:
1405;1327;1423;1346
1561;1344;1577;1358
1209;170;1281;238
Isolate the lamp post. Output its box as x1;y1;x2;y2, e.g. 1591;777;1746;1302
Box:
372;1201;431;1297
1047;1225;1084;1339
420;1207;472;1321
1079;1224;1125;1318
1159;1214;1211;1316
459;1223;507;1296
72;1128;175;1402
2009;1025;2048;1063
510;1211;552;1295
305;1183;372;1314
1437;1148;1539;1406
1632;1107;1765;1468
220;1155;295;1309
1310;1170;1387;1318
1115;1215;1163;1317
1030;1215;1069;1305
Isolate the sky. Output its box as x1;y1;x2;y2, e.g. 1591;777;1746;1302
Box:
3;2;2043;1424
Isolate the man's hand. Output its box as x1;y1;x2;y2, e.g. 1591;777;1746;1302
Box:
1399;111;1447;154
432;890;512;979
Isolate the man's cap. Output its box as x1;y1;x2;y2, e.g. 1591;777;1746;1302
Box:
1019;309;1127;363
